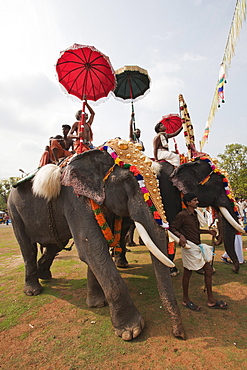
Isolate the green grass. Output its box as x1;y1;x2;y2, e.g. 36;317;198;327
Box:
0;227;247;370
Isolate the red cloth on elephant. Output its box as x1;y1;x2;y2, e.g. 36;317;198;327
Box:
39;150;51;167
74;139;90;154
167;241;175;255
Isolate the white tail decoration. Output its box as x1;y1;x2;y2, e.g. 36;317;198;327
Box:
151;161;162;176
32;164;62;201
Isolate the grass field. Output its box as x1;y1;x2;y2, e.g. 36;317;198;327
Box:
0;225;247;369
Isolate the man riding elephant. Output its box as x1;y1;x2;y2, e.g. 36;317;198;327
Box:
153;122;182;167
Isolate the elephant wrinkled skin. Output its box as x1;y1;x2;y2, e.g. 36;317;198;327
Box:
8;149;185;340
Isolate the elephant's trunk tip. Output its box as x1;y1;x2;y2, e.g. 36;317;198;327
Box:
172;324;186;340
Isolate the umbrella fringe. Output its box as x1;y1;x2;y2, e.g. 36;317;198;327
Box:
112;87;151;104
57;82;115;106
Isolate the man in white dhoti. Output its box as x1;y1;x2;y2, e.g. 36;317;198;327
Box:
170;193;228;311
153;121;182;166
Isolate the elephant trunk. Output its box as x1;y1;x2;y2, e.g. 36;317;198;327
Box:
222;216;239;273
151;252;185;339
129;200;185;339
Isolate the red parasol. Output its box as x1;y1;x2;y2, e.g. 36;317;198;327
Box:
56;44;116;152
56;44;116;102
159;114;182;134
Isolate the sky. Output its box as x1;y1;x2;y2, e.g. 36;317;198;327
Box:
1;0;247;179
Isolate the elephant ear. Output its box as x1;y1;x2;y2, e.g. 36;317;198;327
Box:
172;160;202;193
61;150;114;205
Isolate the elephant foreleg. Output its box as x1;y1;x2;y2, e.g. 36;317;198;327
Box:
89;257;144;340
86;267;108;308
77;237;144;341
11;215;43;296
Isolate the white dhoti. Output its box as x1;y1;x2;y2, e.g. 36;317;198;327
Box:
181;241;214;270
157;149;180;167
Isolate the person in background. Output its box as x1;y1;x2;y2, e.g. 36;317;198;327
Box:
236;198;246;227
243;199;247;224
4;213;9;225
221;231;245;264
170;192;227;311
238;198;247;225
221;198;245;264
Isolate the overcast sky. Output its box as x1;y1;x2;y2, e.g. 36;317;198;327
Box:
1;0;246;179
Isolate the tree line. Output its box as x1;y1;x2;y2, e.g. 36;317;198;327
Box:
0;177;20;211
217;143;247;198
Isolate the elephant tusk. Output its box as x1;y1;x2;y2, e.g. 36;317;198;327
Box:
168;231;191;249
219;206;245;233
134;222;175;267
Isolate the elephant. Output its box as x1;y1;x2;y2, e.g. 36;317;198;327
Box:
8;146;185;341
110;156;244;274
159;157;244;273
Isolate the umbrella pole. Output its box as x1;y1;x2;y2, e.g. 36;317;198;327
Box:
131;101;136;141
79;99;86;153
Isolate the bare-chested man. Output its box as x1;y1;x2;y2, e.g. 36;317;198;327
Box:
62;124;74;151
67;99;95;154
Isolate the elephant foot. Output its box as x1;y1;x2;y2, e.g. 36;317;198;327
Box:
230;261;240;273
86;294;108;308
127;241;137;246
114;256;130;268
24;282;43;296
38;269;52;280
172;324;186;340
114;317;145;341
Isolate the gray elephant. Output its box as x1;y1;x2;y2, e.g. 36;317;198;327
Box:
162;157;244;273
8;145;185;341
108;156;244;274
